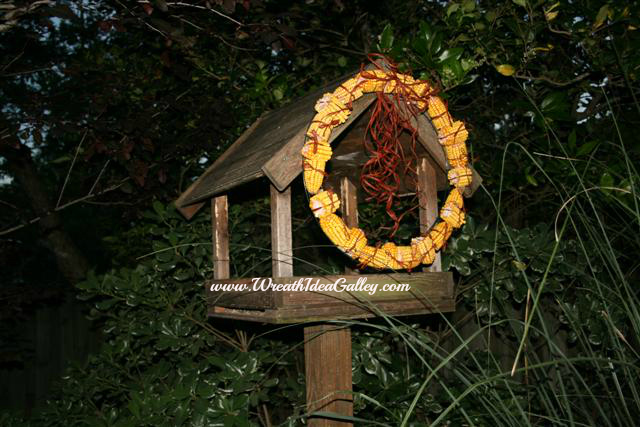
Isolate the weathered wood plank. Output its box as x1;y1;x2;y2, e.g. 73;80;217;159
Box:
270;184;293;278
340;177;358;275
206;272;453;308
212;196;230;280
175;115;265;219
417;157;442;272
210;297;455;323
262;93;377;192
305;325;353;426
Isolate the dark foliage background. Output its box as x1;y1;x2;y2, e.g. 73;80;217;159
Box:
1;0;638;425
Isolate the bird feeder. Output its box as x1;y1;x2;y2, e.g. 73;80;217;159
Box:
175;66;481;425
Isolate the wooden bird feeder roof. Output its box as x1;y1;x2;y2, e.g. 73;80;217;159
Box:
175;70;482;220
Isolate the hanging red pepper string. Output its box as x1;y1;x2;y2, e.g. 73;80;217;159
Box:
359;55;439;238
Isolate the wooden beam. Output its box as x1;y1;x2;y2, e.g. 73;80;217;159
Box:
270;184;293;277
417;157;441;272
339;177;359;228
305;325;353;426
262;93;376;192
340;177;358;275
211;196;230;280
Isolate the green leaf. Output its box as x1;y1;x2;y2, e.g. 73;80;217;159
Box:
379;24;394;51
152;200;165;216
593;5;609;29
446;3;459;17
438;47;464;62
600;172;614;194
512;0;527;7
576;140;599;157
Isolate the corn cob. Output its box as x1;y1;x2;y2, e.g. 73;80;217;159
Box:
333;77;364;104
440;203;465;228
429;221;453;251
397;73;416;86
439;121;468;146
303;158;326;194
444;142;468;167
306;114;334;140
354;245;392;269
340;227;368;256
408;82;432;109
411;235;436;265
380;242;402;270
314;93;351;124
301;139;332;162
396;245;421;269
383;79;397;93
357;69;388;92
448;166;473;188
319;214;350;247
427;97;453;130
444;187;464;208
309;190;340;218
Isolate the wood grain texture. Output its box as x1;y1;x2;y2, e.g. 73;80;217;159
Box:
270;184;293;277
304;325;353;426
205;272;455;323
175;115;265;219
211;196;230;280
262;93;376;192
326;112;448;195
417;158;442;272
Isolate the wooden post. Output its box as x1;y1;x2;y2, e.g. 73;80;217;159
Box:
304;325;353;426
418;157;442;272
212;195;230;280
270;184;293;277
301;177;355;426
340;177;358;275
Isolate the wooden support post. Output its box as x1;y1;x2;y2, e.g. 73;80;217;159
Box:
212;195;230;280
340;177;358;275
270;184;293;277
418;157;442;272
301;177;355;426
304;325;353;426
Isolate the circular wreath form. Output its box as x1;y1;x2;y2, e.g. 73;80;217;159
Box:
302;67;473;270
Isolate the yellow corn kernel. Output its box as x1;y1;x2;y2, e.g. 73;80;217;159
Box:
444;142;468;167
397;73;416;86
448;166;473;188
380;242;403;270
357;70;388;92
354;245;392;269
383;79;397;93
333;78;364;104
340;227;368;255
309;190;340;218
411;235;437;265
429;222;453;251
432;111;453;131
445;187;464;208
301;139;332;162
314;93;351;124
396;245;421;269
306;114;334;140
439;121;468;146
440;203;465;228
319;214;350;247
303;158;326;194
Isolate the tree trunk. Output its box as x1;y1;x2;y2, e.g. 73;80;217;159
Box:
1;140;89;284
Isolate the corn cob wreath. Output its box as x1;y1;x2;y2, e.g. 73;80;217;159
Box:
303;68;472;270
